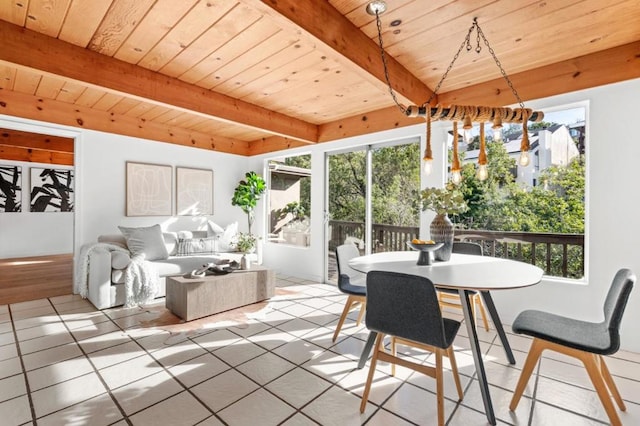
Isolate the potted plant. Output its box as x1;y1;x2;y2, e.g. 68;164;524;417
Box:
231;171;266;235
234;232;257;254
234;232;257;269
420;183;468;261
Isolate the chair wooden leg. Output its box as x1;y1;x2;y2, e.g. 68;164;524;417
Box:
582;353;623;426
446;345;464;401
356;300;366;326
391;336;397;376
332;295;355;342
474;294;490;331
510;338;544;411
360;334;384;413
598;355;626;411
435;349;445;426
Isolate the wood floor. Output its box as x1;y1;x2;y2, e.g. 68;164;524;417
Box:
0;253;73;305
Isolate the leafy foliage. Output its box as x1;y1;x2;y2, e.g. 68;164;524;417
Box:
231;171;266;233
328;144;421;227
420;183;468;215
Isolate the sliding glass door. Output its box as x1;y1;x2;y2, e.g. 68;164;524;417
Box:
325;138;420;283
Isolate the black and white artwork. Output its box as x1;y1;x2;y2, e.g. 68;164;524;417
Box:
0;165;22;212
30;167;74;212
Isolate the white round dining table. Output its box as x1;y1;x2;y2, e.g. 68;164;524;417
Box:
349;251;544;426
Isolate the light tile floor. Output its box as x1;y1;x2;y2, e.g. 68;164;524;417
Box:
1;274;639;425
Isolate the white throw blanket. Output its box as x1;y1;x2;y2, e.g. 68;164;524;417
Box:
76;243;160;307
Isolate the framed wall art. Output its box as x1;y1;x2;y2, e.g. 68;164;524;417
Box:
126;162;172;216
30;167;74;212
176;167;213;215
0;165;22;212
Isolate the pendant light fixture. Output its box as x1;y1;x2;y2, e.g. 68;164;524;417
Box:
366;1;544;182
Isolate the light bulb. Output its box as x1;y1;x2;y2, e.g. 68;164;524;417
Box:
464;128;473;143
451;170;462;185
519;151;530;167
423;158;433;175
476;164;488;181
492;127;502;141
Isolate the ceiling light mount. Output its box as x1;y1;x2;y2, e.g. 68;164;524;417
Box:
366;1;387;16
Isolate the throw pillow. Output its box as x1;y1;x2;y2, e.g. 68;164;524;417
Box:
176;237;217;256
118;224;169;261
207;220;225;237
219;222;238;252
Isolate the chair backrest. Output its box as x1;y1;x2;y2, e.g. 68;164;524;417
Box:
365;270;454;349
335;243;365;287
452;241;483;256
603;268;635;352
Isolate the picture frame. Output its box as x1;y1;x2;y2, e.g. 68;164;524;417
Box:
30;167;74;212
176;167;213;215
126;162;172;216
0;165;22;212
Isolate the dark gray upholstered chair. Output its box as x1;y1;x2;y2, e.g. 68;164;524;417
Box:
332;243;367;342
509;268;635;426
437;241;490;330
360;271;463;425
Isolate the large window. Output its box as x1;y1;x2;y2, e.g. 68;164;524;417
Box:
267;154;311;247
455;105;586;279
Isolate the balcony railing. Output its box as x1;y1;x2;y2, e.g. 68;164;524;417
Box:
329;220;585;278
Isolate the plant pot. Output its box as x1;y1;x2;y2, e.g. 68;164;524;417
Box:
430;213;454;261
240;254;251;270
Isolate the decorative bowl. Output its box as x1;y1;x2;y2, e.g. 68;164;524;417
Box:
406;241;444;265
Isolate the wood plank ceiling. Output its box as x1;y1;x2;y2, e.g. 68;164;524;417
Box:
0;0;638;161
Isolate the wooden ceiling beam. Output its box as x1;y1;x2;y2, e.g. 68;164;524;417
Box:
0;128;74;153
0;20;318;143
0;88;251;156
438;41;640;107
247;135;311;156
318;106;422;143
0;145;74;166
248;0;435;106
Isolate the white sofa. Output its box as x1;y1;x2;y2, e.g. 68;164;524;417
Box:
85;229;254;309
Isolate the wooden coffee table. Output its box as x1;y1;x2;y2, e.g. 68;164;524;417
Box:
165;266;275;321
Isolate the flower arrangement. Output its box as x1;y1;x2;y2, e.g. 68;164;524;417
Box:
234;232;257;253
420;183;468;215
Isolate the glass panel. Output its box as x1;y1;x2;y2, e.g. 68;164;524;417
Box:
371;143;421;253
326;150;366;283
267;154;311;247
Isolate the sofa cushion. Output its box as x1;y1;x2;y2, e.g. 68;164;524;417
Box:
163;232;179;256
118;224;169;261
112;269;126;284
111;251;131;270
176;237;218;256
153;256;229;277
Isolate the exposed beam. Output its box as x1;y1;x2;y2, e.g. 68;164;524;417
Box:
247;105;424;153
247;135;311;156
0;128;74;153
0;20;318;143
319;106;423;143
0;145;73;166
0;89;250;156
438;41;640;107
250;0;435;106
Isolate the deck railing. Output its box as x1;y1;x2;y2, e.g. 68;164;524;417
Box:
329;220;585;278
